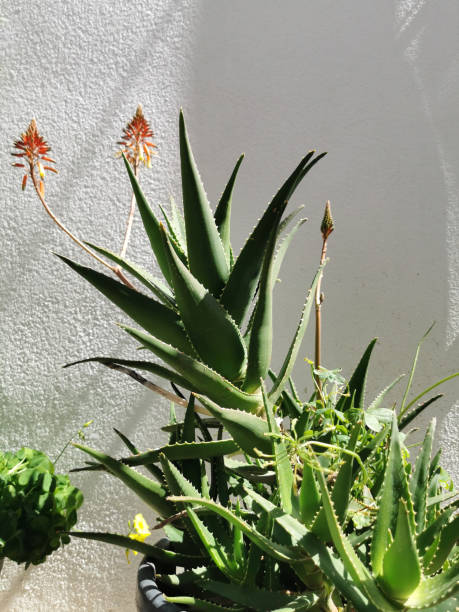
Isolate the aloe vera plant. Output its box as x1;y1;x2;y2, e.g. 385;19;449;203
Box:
58;111;326;415
12;111;457;610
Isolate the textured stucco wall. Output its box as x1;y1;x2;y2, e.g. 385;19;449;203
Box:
0;1;458;610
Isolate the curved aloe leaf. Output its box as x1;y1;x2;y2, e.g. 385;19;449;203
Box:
85;242;176;309
196;394;271;457
399;394;443;430
121;325;261;412
245;488;382;611
122;154;172;285
262;383;294;513
371;415;415;577
214;154;244;263
70;531;204;567
272;217;307;284
221;150;326;325
161;227;246;381
299;461;321;527
410;419;435;534
122;439;238;466
57;255;193;354
336;338;378;413
418;502;458;560
65;357;198;393
269;264;323;403
380;500;421;602
404;564;459;609
424;515;459;575
159;203;188;258
312;422;361;540
168;495;306;564
204;580;318;611
399;323;435;417
243;225;278;392
402;372;459;416
170;196;186;247
179;110;229;295
73;443;173;517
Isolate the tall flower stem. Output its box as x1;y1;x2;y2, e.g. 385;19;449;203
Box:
30;168;134;289
315;201;334;393
119;161;139;261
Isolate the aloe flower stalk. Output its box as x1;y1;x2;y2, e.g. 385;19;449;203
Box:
116;105;157;262
11;120;134;288
315;200;334;392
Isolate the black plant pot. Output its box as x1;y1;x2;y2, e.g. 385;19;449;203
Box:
136;539;186;612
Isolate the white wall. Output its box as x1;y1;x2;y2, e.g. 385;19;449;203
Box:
0;1;457;610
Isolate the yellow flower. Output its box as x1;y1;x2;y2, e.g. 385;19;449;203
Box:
125;513;151;563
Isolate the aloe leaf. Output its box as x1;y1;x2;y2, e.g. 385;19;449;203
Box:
401;372;459;416
224;458;276;485
155;566;212;592
269;265;323;403
159;203;188;258
203;580;318;611
262;383;294;513
122;154;172;285
367;374;405;413
168;495;306;563
399;322;435;417
410;419;435;534
380;500;422;602
214;154;244;263
371;414;415;577
160;458;236;578
272;217;307;284
122;439;238;466
196;394;271;457
70;531;204;567
121;326;261;412
315;468;397;611
179;110;229;295
73;443;173;517
166;596;244;612
404;563;459;608
186;507;237;580
221;150;326;325
418;502;458;558
65;357;198;393
399;394;443;430
57;254;193;354
299;461;321;527
113;428;163;482
336;338;378;413
170;196;187;250
161;226;246;381
312;422;361;540
424;514;459;575
242;224;278;392
278;204;306;235
84;242;177;309
245;488;382;611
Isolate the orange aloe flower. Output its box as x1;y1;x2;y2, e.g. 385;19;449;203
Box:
117;105;156;168
11;119;57;195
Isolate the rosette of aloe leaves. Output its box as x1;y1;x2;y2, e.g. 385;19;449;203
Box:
12;110;458;610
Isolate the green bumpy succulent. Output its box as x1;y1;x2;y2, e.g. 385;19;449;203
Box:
60;110;326;414
0;448;83;567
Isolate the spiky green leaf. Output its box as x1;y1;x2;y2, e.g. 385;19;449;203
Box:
121;325;261;412
57;255;193;353
161;226;246;381
179;110;229;295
